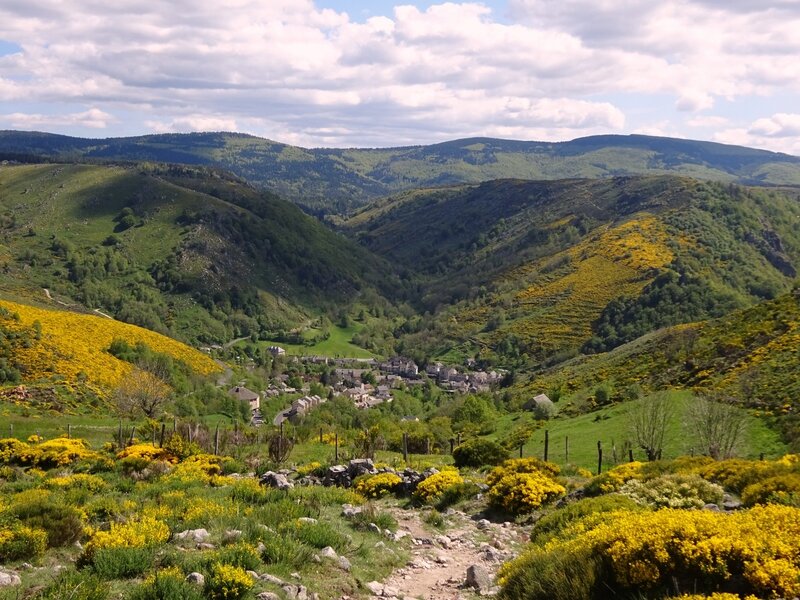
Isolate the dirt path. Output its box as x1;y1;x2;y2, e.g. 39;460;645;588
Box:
368;508;528;600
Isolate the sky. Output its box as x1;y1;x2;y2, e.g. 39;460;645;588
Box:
0;1;799;153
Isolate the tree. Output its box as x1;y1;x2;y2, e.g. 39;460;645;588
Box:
113;366;172;420
688;394;745;459
628;392;674;461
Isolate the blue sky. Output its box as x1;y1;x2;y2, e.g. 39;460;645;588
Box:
0;1;799;153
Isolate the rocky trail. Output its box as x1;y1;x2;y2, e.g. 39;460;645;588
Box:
361;506;529;600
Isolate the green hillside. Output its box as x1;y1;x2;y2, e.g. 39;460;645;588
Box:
0;162;399;345
343;177;800;367
2;131;800;213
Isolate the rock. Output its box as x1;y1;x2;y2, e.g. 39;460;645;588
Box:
482;545;504;562
703;503;721;512
435;534;451;549
465;564;492;591
256;593;281;600
365;581;384;595
337;556;351;572
19;563;33;571
246;570;259;579
174;528;210;543
282;584;308;599
298;517;318;524
260;471;294;490
383;585;400;597
341;503;363;518
368;522;382;534
223;529;243;543
0;572;21;586
348;458;377;478
196;542;216;551
319;546;338;559
476;519;491;530
185;572;205;586
324;465;349;487
722;494;743;511
260;573;285;586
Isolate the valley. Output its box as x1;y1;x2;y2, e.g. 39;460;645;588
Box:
0;132;798;600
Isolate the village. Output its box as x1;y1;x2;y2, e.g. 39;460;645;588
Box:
227;349;506;427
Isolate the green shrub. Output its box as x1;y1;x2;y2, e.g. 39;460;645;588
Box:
0;523;47;561
88;546;155;579
207;543;262;572
128;568;203;600
436;481;481;509
204;563;253;600
453;438;508;468
29;569;110;600
619;473;724;509
260;536;314;568
347;504;398;533
11;498;85;547
289;520;349;551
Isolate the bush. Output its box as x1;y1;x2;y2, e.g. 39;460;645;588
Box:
698;458;787;494
207;543;262;572
487;471;565;515
413;470;464;504
499;505;800;600
0;523;47;561
204;563;253;600
453;438;509;468
129;567;203;600
486;458;560;487
619;473;724;509
88;546;156;579
436;481;481;509
347;503;398;532
585;461;645;495
260;536;314;569
29;569;110;600
741;474;800;507
529;495;644;545
289;520;349;551
10;497;85;547
353;472;402;499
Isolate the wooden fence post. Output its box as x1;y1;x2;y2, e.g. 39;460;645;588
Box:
629;448;634;462
129;426;136;446
67;424;72;439
214;425;220;456
544;430;549;462
334;433;339;463
597;441;603;475
159;423;166;447
565;435;569;464
449;438;455;454
402;433;408;464
319;428;323;444
118;421;123;449
425;438;431;455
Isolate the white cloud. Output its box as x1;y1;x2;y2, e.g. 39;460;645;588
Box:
748;113;800;138
0;1;796;147
1;107;114;129
714;113;800;154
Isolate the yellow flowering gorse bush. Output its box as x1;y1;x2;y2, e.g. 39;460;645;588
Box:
354;472;403;498
413;469;463;504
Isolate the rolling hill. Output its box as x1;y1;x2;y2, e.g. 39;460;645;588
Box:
2;131;800;213
342;176;800;367
0;161;400;345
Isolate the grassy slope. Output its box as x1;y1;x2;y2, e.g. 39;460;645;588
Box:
257;323;376;359
345;176;800;365
492;392;786;472
0;162;397;345
3;131;800;212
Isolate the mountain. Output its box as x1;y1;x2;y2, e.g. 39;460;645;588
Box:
0;161;399;345
2;131;800;213
341;176;800;367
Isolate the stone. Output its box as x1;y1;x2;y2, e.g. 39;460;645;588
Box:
435;534;451;549
298;517;318;524
246;570;259;579
260;573;285;586
365;581;384;595
483;545;503;562
223;529;243;543
337;556;352;572
347;458;377;478
256;593;281;600
465;565;492;591
0;572;21;586
282;584;308;600
320;546;338;559
383;585;400;597
703;503;721;512
368;522;382;534
196;542;216;551
185;572;205;586
341;503;363;518
174;528;210;543
476;519;491;530
260;471;294;490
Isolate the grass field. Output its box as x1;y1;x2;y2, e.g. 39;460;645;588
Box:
259;323;376;359
493;392;787;472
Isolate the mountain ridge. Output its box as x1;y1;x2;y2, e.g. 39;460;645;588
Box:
2;130;799;213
